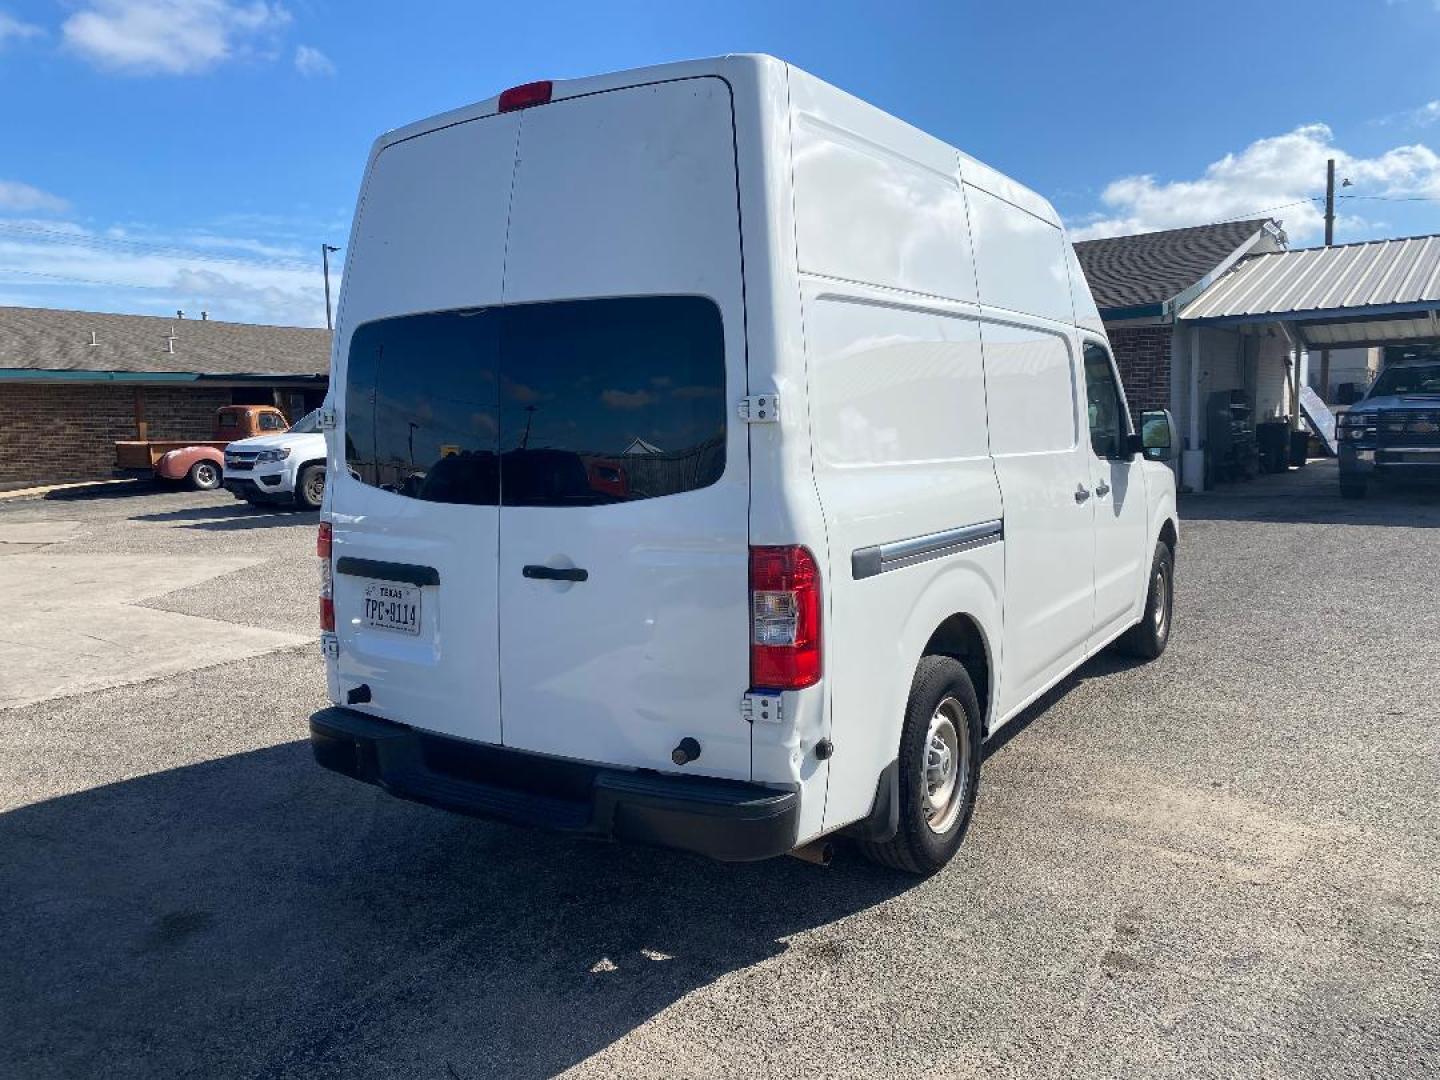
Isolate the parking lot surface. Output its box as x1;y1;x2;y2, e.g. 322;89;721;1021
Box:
2;464;1437;1079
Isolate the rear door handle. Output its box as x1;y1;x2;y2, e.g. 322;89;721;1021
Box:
1095;481;1111;498
522;565;589;582
1074;485;1091;504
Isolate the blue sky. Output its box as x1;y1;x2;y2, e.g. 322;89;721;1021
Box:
1;0;1438;326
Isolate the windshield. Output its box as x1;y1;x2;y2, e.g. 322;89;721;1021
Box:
1369;363;1440;398
288;409;322;434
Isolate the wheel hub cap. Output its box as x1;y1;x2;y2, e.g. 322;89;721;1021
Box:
922;697;970;835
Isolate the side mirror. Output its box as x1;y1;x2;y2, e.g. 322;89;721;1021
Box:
1139;409;1177;462
1124;433;1144;457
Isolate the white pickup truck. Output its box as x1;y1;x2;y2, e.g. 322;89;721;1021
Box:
222;409;328;510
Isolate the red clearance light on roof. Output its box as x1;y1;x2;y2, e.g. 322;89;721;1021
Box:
750;545;822;691
498;81;553;113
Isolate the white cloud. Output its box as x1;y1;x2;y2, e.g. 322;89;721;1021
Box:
1376;100;1440;128
62;0;291;75
0;180;69;214
293;43;333;77
0;11;44;47
1070;124;1440;242
0;215;334;325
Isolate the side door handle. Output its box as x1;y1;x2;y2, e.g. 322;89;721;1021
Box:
522;565;589;582
1095;481;1111;498
1074;485;1091;504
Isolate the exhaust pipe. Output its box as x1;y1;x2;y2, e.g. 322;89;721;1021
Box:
788;839;834;867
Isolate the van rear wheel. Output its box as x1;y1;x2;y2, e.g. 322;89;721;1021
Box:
858;656;981;875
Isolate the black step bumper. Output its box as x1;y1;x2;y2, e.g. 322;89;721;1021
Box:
310;707;800;862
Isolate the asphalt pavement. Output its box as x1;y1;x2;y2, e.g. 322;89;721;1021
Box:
1;462;1436;1079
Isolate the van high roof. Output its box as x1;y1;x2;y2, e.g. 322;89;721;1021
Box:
375;54;1062;229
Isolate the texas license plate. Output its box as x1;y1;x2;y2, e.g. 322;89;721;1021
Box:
363;582;421;635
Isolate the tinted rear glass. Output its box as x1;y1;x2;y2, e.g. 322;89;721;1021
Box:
345;310;500;504
344;297;725;507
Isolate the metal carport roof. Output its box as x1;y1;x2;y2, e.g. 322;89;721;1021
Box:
1179;234;1440;343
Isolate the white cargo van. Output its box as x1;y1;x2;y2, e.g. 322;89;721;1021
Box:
311;55;1179;874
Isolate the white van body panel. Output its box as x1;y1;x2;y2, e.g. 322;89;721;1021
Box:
966;185;1074;325
327;112;519;747
981;317;1096;720
725;57;834;842
319;54;1178;858
495;78;752;780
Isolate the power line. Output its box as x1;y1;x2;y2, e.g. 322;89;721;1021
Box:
1335;193;1440;203
0;222;313;270
1211;197;1322;224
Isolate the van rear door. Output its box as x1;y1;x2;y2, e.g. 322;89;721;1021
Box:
330;114;518;746
495;79;753;780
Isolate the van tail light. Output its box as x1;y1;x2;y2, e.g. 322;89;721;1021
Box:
750;546;822;690
498;80;553;112
318;522;334;632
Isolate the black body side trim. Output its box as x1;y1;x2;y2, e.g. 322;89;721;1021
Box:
309;707;800;862
852;519;1004;580
335;557;439;587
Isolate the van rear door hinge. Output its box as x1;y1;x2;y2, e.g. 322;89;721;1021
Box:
319;407;336;431
741;691;783;724
738;394;780;424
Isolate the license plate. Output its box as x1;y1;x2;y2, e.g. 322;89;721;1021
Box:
363;582;421;635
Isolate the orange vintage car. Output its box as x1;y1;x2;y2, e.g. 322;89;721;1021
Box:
114;404;289;490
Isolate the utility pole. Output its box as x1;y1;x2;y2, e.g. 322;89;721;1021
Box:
321;244;341;331
1324;159;1336;247
1320;161;1336;400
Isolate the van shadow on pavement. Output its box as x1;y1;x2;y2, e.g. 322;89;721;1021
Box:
1;741;910;1079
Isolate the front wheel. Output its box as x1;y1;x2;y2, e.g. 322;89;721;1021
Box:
857;656;982;875
295;464;326;511
1117;541;1173;660
188;459;222;491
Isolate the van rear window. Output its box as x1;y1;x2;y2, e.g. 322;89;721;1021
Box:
344;296;726;507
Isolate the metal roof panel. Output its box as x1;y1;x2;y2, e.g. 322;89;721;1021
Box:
1180;235;1440;321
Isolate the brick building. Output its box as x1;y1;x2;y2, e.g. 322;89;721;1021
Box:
1074;220;1291;489
0;306;329;487
1074;219;1286;415
1076;222;1440;490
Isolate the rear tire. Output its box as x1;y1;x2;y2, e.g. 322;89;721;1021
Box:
1117;541;1173;660
858;656;981;876
296;464;326;511
188;460;221;491
1340;480;1367;500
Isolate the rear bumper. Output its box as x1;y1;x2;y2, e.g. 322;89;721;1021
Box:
310;707;801;862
